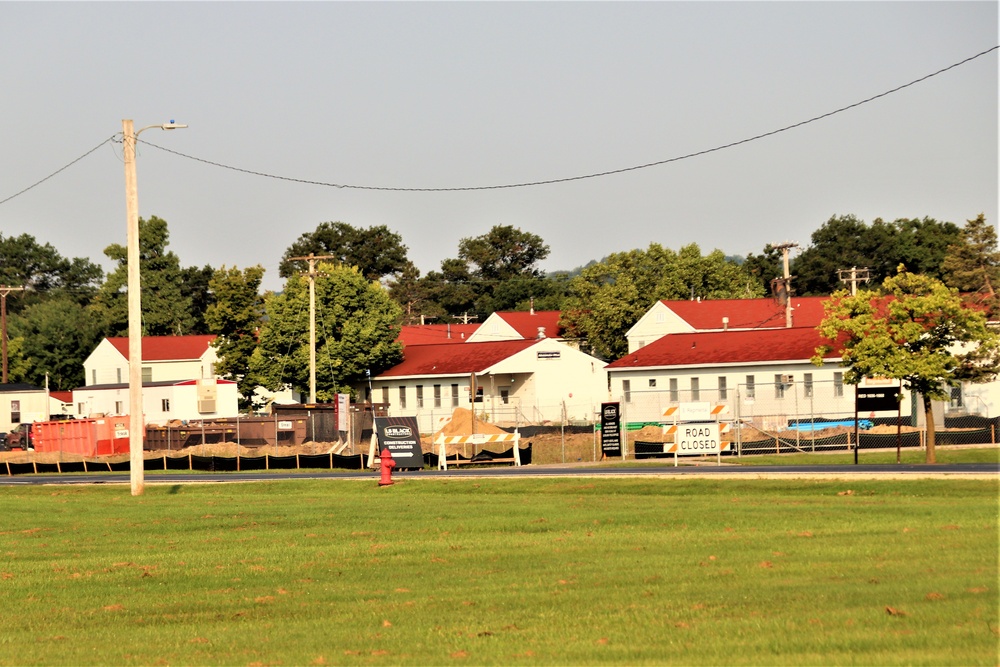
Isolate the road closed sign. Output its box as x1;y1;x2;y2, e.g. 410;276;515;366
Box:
674;423;723;455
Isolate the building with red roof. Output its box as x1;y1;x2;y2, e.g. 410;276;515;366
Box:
627;296;829;352
467;310;563;343
370;337;607;433
607;326;853;425
396;323;480;346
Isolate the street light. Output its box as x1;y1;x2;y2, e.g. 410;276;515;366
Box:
122;119;187;496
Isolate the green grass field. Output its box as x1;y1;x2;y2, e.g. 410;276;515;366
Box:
1;478;997;666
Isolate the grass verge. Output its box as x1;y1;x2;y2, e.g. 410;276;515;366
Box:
1;478;997;665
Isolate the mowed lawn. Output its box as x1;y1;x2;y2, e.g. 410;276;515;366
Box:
1;478;996;666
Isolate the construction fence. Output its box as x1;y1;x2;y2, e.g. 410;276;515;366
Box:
618;380;998;457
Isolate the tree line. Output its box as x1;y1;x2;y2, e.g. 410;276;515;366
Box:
2;212;997;403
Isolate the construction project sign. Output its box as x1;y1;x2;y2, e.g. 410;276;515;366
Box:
600;402;622;458
373;417;423;469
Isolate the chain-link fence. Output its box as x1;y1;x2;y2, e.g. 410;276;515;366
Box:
617;380;997;457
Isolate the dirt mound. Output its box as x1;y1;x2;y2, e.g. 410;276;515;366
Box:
433;408;508;438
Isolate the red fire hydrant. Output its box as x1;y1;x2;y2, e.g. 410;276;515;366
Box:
378;448;396;486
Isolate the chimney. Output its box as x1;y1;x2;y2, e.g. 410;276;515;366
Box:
722;316;729;331
530;297;535;315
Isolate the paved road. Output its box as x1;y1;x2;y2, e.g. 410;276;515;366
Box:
1;463;996;486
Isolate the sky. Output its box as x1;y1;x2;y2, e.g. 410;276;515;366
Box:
1;2;997;293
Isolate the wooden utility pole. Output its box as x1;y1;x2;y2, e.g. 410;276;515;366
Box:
837;267;870;296
771;242;799;327
0;286;25;383
286;254;337;403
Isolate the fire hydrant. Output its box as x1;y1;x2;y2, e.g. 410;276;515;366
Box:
378;448;396;486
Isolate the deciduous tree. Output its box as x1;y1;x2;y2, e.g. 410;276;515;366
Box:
247;263;402;401
280;222;410;281
814;268;1000;462
204;265;266;408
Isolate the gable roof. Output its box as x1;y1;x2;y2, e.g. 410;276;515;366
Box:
397;324;481;346
0;383;45;393
660;297;828;331
376;339;541;378
106;335;217;362
608;327;841;369
495;310;563;339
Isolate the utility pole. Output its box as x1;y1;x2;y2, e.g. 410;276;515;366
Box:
458;312;479;325
771;242;799;327
837;267;870;296
286;254;337;403
0;286;25;383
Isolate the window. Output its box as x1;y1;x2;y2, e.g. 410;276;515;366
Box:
91;369;97;385
77;402;85;415
774;374;785;399
114;401;123;414
803;373;813;398
718;377;728;400
142;367;152;383
648;378;657;388
746;375;756;399
834;372;844;397
473;387;484;403
161;399;170;412
10;400;20;424
669;378;678;402
499;387;510;405
380;386;388;405
451;384;459;407
117;368;122;384
950;386;963;409
691;377;700;401
416;385;424;408
623;379;631;403
433;384;442;408
399;386;407;410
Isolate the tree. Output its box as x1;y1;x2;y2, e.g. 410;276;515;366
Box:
204;265;266;409
9;296;100;390
561;243;763;359
91;216;194;336
181;264;217;334
742;244;784;295
0;232;103;312
814;267;1000;462
280;222;410;281
247;263;403;401
794;215;960;295
942;214;1000;315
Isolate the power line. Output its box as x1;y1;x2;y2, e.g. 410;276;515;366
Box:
0;136;118;206
140;45;998;192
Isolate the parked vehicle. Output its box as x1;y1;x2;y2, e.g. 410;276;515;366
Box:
2;423;33;451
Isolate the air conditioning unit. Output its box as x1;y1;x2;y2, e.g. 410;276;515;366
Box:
197;399;216;414
780;374;795;385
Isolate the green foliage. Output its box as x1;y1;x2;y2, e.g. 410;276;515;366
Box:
204;265;265;408
8;297;99;390
247;263;402;400
794;215;961;295
280;221;410;281
0;232;103;312
814;268;1000;461
942;213;1000;314
91;215;195;337
561;243;763;359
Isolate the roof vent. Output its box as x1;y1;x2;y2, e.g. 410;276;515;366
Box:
537;327;546;339
722;316;729;331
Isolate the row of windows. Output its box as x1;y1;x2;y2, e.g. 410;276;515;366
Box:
623;372;845;401
381;384;461;410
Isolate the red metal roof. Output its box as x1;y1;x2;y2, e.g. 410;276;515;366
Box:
661;297;828;330
107;335;217;361
495;310;563;339
49;391;73;403
377;339;541;378
397;324;481;346
608;327;841;369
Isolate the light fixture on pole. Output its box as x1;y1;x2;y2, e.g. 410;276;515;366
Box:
122;119;187;497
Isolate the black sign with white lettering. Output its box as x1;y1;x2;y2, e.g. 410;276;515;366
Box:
857;387;901;412
374;417;423;469
601;402;622;457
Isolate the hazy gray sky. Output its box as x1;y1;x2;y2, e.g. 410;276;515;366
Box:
1;2;996;292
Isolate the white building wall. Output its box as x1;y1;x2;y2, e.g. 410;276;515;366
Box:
83;340;219;386
626;302;695;353
466;313;520;343
83;339;128;386
0;390;49;432
71;382;239;424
